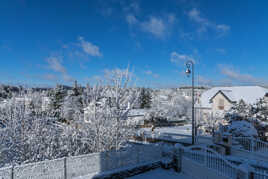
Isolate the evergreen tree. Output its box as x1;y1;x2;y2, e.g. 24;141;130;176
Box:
139;88;152;109
49;85;66;118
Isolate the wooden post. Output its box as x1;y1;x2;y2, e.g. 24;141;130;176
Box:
64;157;67;179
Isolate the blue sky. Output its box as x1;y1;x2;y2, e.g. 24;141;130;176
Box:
1;0;268;87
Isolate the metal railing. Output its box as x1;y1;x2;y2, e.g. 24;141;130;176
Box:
233;137;268;154
252;171;268;179
178;145;247;179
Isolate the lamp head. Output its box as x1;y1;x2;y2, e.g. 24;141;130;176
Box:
185;68;191;77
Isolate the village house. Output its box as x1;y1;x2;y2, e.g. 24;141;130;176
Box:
178;86;209;104
200;86;268;115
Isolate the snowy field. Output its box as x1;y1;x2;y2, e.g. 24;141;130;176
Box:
141;124;192;135
127;168;191;179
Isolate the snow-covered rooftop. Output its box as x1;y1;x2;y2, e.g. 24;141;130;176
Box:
201;86;268;108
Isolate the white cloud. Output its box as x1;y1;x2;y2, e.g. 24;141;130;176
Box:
188;8;230;35
46;56;74;82
46;56;66;74
126;14;138;25
198;75;212;86
168;14;176;24
123;2;140;14
170;51;195;65
42;74;58;81
219;65;263;85
78;36;102;57
216;24;230;33
141;17;166;38
188;8;209;26
144;70;159;78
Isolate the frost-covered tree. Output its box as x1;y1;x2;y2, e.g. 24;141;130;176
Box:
146;90;191;125
0;99;66;167
196;111;226;135
65;67;140;152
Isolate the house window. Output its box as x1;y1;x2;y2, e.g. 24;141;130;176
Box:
218;99;224;110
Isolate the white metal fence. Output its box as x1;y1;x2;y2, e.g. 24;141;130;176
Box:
252;170;268;179
233;136;268;154
177;145;248;179
0;144;162;179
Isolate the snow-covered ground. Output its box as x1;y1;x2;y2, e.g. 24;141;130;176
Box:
141;124;192;135
128;168;192;179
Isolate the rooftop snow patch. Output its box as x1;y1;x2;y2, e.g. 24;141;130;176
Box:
200;86;268;108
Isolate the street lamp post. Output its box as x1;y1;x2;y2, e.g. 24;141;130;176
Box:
185;60;195;145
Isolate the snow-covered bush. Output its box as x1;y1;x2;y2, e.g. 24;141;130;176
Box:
223;97;268;138
226;120;258;137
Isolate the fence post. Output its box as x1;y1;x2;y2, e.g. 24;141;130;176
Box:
249;172;254;179
64;157;67;179
137;145;140;164
11;165;14;179
237;164;254;179
174;148;182;172
250;138;253;152
204;148;207;166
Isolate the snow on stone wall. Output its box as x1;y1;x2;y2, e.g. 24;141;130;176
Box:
67;145;162;178
0;166;12;179
14;158;65;179
0;145;162;179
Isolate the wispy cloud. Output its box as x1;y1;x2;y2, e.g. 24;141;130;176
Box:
198;75;212;86
141;17;166;38
42;74;58;81
46;56;74;82
122;1;140;14
188;8;230;36
216;24;230;33
144;70;159;78
219;65;266;85
125;13;176;39
170;51;195;65
126;14;138;25
78;36;102;57
46;56;66;74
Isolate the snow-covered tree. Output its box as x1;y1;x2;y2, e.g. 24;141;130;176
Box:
48;85;67;119
79;67;140;152
139;88;152;109
196;111;226;135
146;90;191;125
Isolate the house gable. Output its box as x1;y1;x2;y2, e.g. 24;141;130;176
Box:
209;90;236;104
210;90;236;111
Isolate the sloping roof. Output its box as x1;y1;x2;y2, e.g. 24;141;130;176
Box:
209;90;236;104
201;86;268;108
